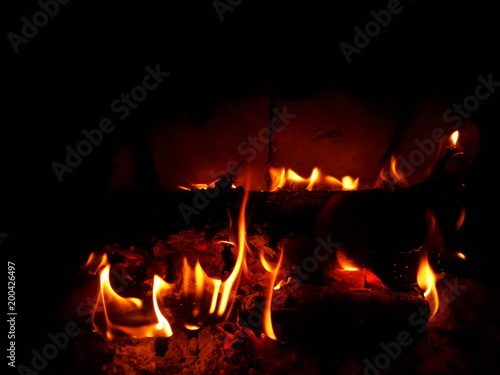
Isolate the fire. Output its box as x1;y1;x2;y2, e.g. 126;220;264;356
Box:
87;185;282;340
151;275;174;336
217;187;250;317
456;207;466;231
82;252;108;274
178;178;221;191
378;155;408;188
450;130;459;147
92;260;173;340
417;251;439;320
456;252;466;260
341;176;359;191
269;167;359;191
259;248;283;340
336;249;359;271
273;277;291;290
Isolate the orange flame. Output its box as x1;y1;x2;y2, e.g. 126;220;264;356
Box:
178;178;220;191
89;185;283;340
273;277;291;290
82;252;108;274
341;176;359;191
269;167;359;191
456;207;466;231
379;156;408;188
93;263;173;340
456;252;466;260
259;249;283;340
417;251;439;320
336;249;359;271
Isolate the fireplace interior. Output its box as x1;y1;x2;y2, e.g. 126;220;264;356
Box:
5;1;499;375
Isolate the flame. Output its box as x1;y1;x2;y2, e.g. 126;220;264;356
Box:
89;184;283;341
379;156;408;188
259;249;283;340
456;252;466;260
336;249;359;271
450;131;459;147
273;277;291;290
184;323;201;330
269;167;359;191
217;187;250;316
341;176;359;191
456;207;466;231
82;252;108;274
417;251;439;320
93;264;173;340
152;275;174;336
178;178;220;191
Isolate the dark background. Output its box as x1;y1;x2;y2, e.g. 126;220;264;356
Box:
4;0;499;373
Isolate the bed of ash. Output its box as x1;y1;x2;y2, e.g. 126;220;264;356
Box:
73;226;499;375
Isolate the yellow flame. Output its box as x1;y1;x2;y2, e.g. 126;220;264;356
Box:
457;252;466;260
417;252;439;320
341;176;359;191
217;187;250;316
450;131;459;147
90;183;283;340
260;250;283;340
152;275;174;336
273;277;291;290
184;323;201;330
269;167;358;191
336;249;359;271
94;265;173;340
178;178;221;191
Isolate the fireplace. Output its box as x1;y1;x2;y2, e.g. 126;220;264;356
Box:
57;102;494;375
6;1;499;375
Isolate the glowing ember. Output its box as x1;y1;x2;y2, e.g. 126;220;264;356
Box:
417;251;439;320
336;249;359;271
269;167;359;191
184;323;201;331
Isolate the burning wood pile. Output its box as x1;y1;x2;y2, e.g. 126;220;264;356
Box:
70;129;488;374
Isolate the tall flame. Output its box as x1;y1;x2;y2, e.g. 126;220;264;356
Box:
450;131;459;147
88;184;283;340
417;251;439;320
259;249;283;340
152;275;174;336
217;187;250;316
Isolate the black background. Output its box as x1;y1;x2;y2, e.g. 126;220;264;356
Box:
4;0;500;374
